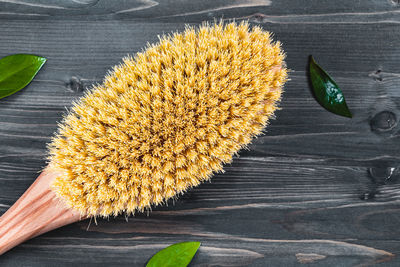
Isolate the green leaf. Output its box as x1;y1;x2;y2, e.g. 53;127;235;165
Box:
0;54;47;99
146;242;201;267
309;55;352;118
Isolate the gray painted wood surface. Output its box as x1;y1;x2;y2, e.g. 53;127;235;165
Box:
0;0;400;266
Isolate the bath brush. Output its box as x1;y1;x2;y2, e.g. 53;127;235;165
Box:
0;22;287;255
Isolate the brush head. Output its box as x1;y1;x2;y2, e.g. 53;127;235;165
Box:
48;22;288;217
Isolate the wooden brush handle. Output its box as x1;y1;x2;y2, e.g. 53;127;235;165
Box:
0;169;83;255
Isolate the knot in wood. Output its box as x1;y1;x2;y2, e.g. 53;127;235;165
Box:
370;111;397;132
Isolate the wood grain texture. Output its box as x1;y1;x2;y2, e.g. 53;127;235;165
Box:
0;0;399;266
0;170;82;255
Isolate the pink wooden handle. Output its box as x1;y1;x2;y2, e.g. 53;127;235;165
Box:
0;169;83;255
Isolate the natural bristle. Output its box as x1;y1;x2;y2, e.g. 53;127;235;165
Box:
48;22;288;217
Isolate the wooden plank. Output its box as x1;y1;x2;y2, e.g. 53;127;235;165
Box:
0;0;399;266
0;0;399;23
0;21;399;161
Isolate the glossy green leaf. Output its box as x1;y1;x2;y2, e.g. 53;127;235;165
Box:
0;54;47;99
146;242;201;267
309;55;352;118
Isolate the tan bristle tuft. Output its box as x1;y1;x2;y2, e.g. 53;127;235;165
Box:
47;21;288;217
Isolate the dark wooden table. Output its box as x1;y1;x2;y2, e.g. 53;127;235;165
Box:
0;1;399;266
